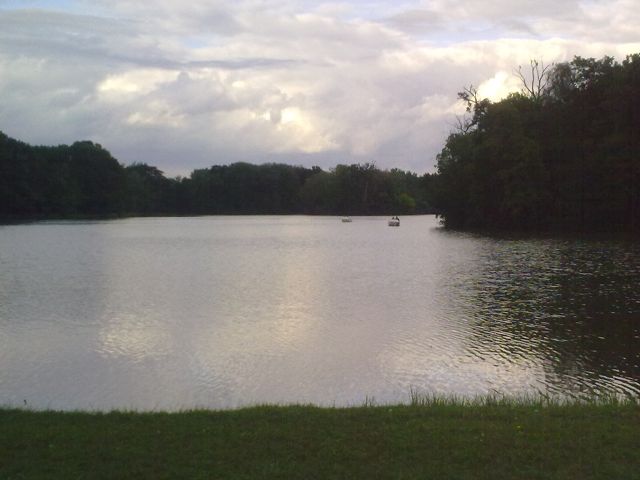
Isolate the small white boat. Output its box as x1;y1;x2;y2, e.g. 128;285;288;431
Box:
388;217;400;227
341;216;352;223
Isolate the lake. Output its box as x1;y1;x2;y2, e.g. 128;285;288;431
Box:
1;215;639;410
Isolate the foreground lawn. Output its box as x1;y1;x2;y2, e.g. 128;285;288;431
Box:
1;400;638;479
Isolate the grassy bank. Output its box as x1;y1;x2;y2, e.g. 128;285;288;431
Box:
1;398;638;479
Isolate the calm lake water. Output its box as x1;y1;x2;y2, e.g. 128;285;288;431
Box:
1;215;639;410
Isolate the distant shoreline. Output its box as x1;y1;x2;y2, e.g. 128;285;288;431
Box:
0;212;435;224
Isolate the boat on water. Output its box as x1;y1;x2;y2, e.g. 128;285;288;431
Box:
388;216;400;227
341;216;352;223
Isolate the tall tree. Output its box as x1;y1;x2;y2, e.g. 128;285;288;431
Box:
434;54;640;232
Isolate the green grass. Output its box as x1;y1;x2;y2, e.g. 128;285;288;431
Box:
1;397;638;479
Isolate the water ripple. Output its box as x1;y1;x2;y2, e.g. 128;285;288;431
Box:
1;216;639;410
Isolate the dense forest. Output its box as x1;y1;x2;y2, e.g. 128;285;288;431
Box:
433;54;640;232
0;132;434;218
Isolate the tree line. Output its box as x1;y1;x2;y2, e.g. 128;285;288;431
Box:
433;54;640;232
4;54;636;230
0;132;435;219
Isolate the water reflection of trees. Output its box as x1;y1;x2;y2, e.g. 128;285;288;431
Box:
464;237;640;397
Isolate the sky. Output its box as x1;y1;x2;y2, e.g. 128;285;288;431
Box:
0;1;638;176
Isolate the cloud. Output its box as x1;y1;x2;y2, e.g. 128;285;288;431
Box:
0;1;638;176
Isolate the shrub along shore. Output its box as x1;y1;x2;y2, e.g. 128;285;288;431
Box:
1;397;638;479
